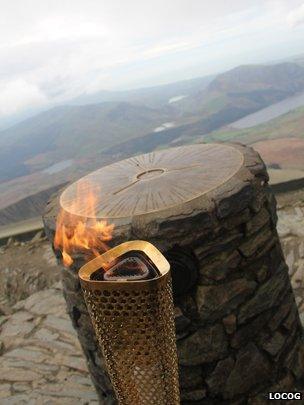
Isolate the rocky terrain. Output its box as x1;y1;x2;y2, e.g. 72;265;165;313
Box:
276;190;304;317
0;233;59;311
0;189;303;403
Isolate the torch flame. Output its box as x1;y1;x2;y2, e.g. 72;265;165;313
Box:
54;180;114;267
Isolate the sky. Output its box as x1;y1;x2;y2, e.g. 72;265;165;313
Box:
0;0;304;121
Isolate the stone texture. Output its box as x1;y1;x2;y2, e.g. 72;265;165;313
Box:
0;368;40;382
44;314;75;334
267;371;295;393
0;317;36;347
179;365;203;389
238;264;289;324
222;314;237;335
292;342;304;381
215;183;254;219
198;250;241;282
177;324;228;366
224;343;271;399
238;227;274;258
231;309;273;349
221;208;251;230
0;384;11;399
175;307;192;338
0;241;60;309
259;330;286;357
194;231;243;261
245;207;270;236
282;305;299;331
206;357;235;396
196;279;256;322
181;388;206;402
0;284;100;404
268;294;294;331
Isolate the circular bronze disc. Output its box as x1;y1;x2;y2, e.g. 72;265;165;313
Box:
60;144;244;219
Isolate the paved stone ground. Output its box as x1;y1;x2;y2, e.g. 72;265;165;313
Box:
0;197;303;404
0;284;98;404
277;199;304;325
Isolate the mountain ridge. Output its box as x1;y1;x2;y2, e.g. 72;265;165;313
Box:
2;61;304;225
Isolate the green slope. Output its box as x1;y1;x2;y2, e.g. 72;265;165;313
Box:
203;106;304;144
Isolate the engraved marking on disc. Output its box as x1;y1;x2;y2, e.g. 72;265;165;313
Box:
60;144;244;219
137;169;165;180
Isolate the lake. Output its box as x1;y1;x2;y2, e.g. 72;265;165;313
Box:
231;92;304;129
43;159;73;174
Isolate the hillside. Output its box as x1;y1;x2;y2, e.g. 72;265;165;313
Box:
2;62;303;178
2;61;304;224
101;91;304;160
0;102;175;183
203;106;304;172
0;183;67;226
208;63;304;94
206;106;304;145
181;63;304;116
70;74;215;108
292;54;304;67
252;138;304;170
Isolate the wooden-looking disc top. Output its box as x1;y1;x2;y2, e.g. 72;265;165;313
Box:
60;144;244;219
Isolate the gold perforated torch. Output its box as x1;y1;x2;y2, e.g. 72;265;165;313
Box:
78;240;180;405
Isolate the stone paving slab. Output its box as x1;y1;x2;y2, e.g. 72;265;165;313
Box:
278;203;304;326
0;283;99;404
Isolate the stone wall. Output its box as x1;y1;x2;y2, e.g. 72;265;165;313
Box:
43;143;304;404
175;185;304;404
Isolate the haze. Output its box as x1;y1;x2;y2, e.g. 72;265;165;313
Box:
1;0;304;121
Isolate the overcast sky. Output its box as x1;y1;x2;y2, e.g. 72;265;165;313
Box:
0;0;304;120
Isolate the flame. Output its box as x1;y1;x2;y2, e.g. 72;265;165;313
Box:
54;179;114;267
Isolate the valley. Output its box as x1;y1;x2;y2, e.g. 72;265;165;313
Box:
1;61;304;225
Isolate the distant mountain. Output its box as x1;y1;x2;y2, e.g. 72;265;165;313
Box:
291;54;304;67
2;63;303;178
69;75;215;108
173;62;304;133
0;102;175;183
0;183;67;226
0;74;214;131
2;61;304;224
209;63;304;94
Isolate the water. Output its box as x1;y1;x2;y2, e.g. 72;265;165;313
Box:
153;122;175;133
43;159;73;174
231;92;304;129
168;95;187;104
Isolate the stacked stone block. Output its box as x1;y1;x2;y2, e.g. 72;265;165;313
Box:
43;143;304;404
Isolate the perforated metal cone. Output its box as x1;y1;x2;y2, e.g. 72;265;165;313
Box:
79;241;180;405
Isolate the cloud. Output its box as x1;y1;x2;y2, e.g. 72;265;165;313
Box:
287;2;304;27
1;16;108;49
0;0;303;122
0;79;47;117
